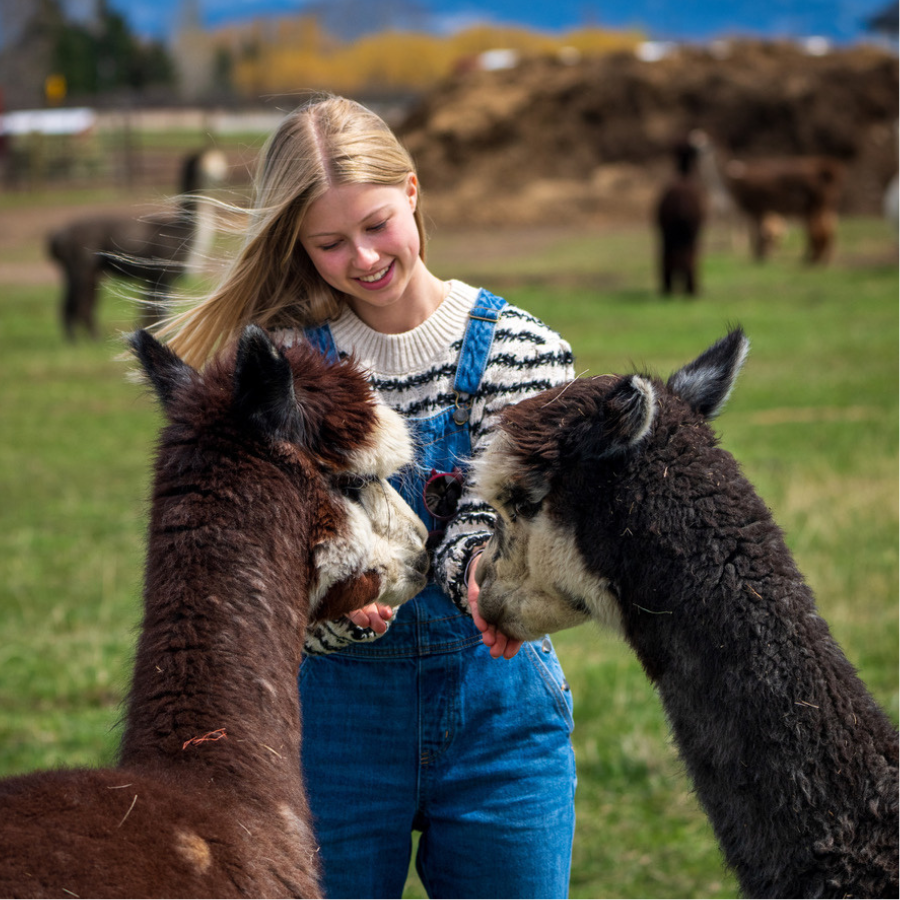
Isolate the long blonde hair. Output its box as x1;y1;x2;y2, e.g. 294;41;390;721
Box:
162;95;426;368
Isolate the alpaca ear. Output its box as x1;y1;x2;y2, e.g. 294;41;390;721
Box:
233;325;306;444
569;374;656;460
128;329;194;414
667;328;749;420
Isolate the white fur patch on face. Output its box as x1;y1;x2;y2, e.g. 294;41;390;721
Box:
309;407;427;617
476;474;623;642
346;404;414;479
362;479;429;606
471;432;515;511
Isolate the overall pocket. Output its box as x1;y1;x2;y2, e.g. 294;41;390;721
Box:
522;637;575;734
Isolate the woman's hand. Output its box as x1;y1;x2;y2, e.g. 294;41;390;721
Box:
467;550;523;660
345;602;394;634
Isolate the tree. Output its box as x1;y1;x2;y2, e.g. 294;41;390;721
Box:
0;0;175;103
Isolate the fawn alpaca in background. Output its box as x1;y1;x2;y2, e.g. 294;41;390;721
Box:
691;131;845;264
475;330;898;898
0;327;428;898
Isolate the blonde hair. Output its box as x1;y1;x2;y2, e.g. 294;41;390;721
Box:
162;95;425;368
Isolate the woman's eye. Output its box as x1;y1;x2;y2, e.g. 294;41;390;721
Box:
368;220;387;233
320;241;340;252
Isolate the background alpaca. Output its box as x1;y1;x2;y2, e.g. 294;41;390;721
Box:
0;326;428;898
474;330;898;898
47;147;227;340
655;135;707;296
692;131;846;264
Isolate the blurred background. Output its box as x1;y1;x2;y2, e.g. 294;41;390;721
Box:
0;0;897;220
0;2;897;898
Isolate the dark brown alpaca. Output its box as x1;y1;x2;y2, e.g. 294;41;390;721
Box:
0;327;429;898
475;330;898;898
655;136;707;296
47;148;227;340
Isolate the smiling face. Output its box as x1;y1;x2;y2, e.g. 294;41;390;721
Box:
299;177;439;333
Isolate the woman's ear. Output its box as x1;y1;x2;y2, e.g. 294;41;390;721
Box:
406;172;418;212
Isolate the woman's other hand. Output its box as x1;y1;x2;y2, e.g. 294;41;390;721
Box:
467;550;523;660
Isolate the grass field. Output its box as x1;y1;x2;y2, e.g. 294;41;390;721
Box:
1;210;896;899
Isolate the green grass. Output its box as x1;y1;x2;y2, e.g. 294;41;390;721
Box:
1;216;896;898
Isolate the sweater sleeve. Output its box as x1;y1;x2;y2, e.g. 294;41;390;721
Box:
303;615;393;657
431;306;576;611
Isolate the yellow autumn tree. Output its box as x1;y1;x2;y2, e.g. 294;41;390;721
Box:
219;16;645;97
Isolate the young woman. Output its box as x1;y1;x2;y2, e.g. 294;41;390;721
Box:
163;95;577;899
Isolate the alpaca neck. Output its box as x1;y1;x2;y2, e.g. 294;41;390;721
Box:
183;198;216;275
173;153;204;230
630;505;894;893
119;482;310;805
695;145;735;216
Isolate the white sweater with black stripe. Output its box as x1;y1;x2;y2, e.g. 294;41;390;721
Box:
296;280;575;655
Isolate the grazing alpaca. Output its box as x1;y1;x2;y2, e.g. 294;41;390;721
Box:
474;330;899;898
47;147;227;340
655;135;707;296
692;131;845;264
0;327;429;898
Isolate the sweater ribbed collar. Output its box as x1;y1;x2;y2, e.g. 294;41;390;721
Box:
329;280;479;376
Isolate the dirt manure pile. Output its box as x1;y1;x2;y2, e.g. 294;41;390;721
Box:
396;40;898;227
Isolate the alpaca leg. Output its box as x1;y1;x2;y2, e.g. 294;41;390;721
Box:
661;250;674;296
78;270;101;339
61;276;80;342
685;261;697;296
806;209;836;264
748;216;768;261
62;268;99;341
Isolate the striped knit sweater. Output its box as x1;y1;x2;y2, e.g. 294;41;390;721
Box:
288;280;575;654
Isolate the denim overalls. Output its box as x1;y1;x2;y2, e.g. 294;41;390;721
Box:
299;290;577;899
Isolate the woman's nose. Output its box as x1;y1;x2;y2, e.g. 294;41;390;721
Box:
353;242;380;268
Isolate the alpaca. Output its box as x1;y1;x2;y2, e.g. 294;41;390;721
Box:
474;330;899;898
0;326;429;898
692;131;845;264
47;147;227;340
655;135;707;296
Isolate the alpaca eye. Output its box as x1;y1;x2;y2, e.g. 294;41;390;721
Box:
509;498;542;522
337;475;375;505
518;500;542;519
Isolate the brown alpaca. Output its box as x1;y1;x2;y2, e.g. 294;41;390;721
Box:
725;156;845;263
474;331;898;897
0;326;429;898
47;148;227;340
692;131;845;264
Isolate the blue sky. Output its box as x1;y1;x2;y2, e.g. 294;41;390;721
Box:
102;0;893;45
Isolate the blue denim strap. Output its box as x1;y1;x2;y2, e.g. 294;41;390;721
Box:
451;289;506;423
305;322;340;364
